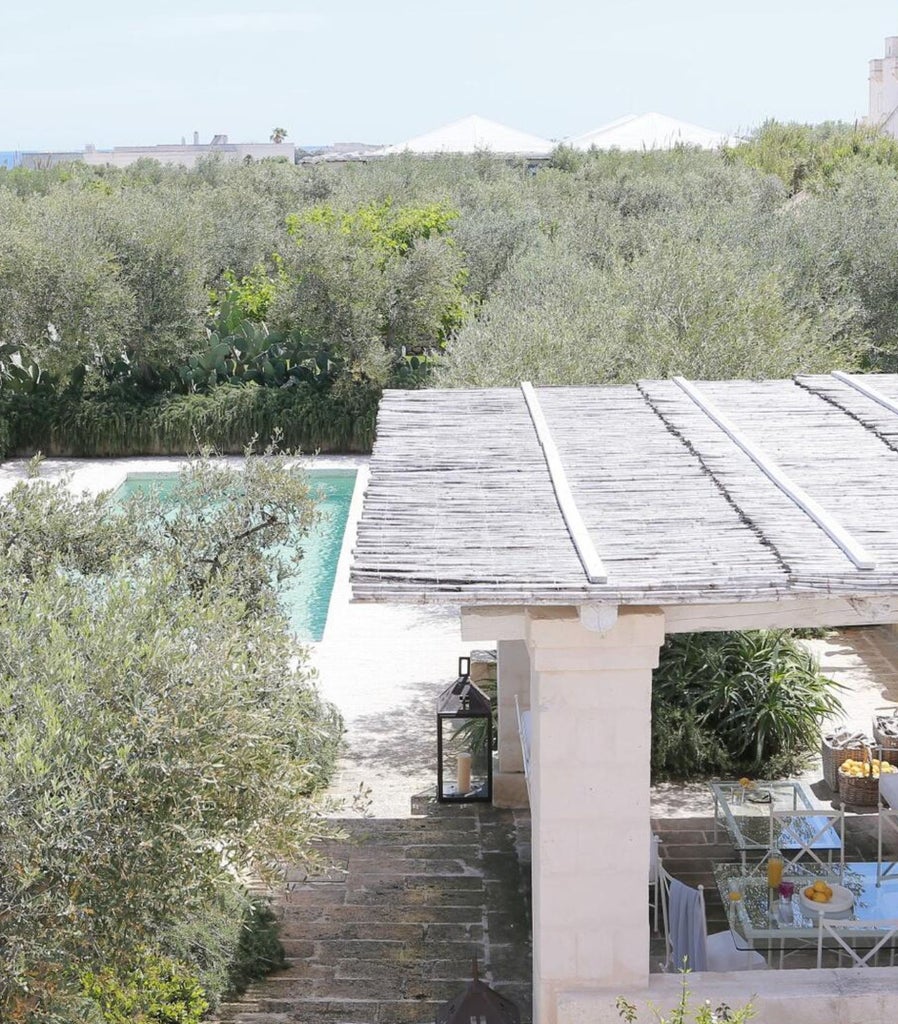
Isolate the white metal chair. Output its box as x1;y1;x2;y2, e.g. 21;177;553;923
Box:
514;694;531;801
648;834;662;934
768;807;845;870
877;772;898;885
658;867;767;972
816;917;898;968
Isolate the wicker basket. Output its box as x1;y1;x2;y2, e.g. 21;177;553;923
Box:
838;770;880;807
822;736;869;792
838;747;881;807
873;707;898;766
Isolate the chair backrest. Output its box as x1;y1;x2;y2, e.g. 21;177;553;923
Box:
514;695;531;798
648;834;662;934
769;807;845;869
658;866;708;972
649;833;661;883
817;916;898;968
879;771;898;810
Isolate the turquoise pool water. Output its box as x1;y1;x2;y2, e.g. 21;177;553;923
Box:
115;469;356;642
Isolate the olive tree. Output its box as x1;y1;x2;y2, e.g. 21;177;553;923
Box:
0;449;342;1021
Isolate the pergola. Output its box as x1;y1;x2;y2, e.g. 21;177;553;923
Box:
351;373;898;1024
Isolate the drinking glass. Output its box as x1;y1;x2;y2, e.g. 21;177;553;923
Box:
778;880;795;900
766;852;784;890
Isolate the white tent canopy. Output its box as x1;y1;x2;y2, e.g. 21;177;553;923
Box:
568;111;733;151
377;114;554;157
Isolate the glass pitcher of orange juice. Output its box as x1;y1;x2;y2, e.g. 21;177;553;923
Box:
766;848;784;890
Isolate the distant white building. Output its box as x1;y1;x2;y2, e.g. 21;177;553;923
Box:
299;142;384;164
80;133;295;169
377;115;554;158
568;112;732;151
868;36;898;136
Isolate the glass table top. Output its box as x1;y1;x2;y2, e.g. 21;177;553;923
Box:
709;779;842;853
714;861;898;953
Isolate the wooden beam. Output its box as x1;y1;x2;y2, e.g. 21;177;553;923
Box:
663;595;898;633
520;381;608;584
831;370;898;417
672;376;876;572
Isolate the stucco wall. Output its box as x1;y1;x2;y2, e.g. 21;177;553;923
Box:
558;966;898;1024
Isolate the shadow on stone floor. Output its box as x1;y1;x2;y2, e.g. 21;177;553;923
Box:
346;682;444;775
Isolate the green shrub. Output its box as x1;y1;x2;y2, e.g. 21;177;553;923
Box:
617;974;755;1024
651;704;734;780
225;899;288;998
81;953;208;1024
652;630;843;781
160;887;287;1008
0;379;379;456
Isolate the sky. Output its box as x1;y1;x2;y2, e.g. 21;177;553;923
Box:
2;0;898;151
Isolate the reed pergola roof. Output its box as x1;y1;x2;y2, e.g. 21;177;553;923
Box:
351;373;898;606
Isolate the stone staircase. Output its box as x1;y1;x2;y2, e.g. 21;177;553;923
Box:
215;802;532;1024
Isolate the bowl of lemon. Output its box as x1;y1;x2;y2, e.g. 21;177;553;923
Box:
798;879;854;916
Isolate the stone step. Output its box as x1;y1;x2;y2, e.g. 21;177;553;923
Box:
246;976;463;1002
253;997;445;1023
293;904;479;925
281;921;481;945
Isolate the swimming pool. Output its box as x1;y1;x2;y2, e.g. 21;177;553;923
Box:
115;469;356;642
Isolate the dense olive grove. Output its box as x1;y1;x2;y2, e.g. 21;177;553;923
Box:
1;121;898;455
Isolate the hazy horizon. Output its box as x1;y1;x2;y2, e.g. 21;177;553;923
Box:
2;1;896;151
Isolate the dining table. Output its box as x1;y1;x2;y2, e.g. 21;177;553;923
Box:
714;861;898;965
709;779;843;867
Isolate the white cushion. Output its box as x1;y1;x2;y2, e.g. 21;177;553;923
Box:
880;771;898;809
520;710;531;764
706;930;768;972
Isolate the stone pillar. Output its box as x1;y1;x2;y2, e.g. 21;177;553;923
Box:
494;639;531;807
527;607;664;1024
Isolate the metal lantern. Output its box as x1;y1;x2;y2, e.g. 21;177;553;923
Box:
435;958;521;1024
436;657;493;803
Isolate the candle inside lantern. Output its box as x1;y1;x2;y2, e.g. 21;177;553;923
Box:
456;752;472;794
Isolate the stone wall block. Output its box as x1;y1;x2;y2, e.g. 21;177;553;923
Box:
573;710;651;764
497;639;530;775
535;926;578;978
573;928;615;977
531;644;661;673
535;669;653;712
528;607;664;649
575;821;650;869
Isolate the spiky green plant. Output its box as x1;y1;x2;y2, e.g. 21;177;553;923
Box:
652;630;843;780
